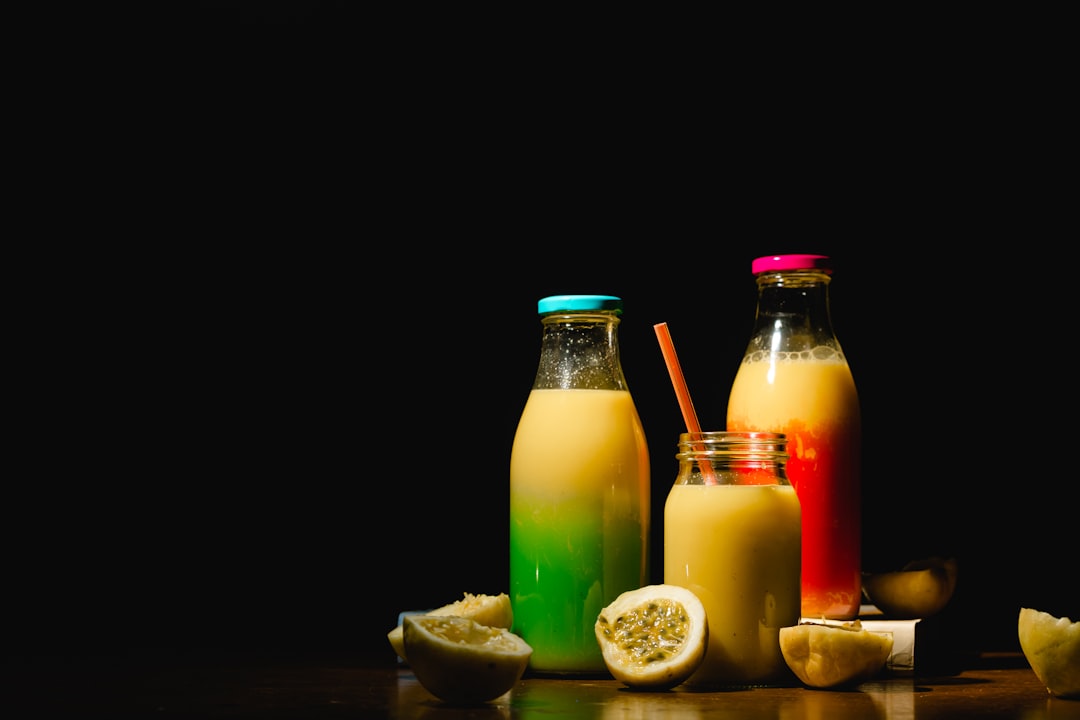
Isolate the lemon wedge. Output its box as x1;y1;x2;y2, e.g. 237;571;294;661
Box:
779;620;893;688
594;584;708;690
1018;608;1080;698
403;615;532;704
388;592;513;663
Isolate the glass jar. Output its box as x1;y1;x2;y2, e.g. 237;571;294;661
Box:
664;431;801;688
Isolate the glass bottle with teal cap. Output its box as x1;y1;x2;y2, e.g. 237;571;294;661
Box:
510;295;651;675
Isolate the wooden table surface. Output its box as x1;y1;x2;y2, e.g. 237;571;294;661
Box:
5;651;1078;718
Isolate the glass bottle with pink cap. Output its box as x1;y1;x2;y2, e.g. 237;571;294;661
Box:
726;254;863;620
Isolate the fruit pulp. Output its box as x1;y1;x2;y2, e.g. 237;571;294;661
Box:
510;389;650;674
665;483;801;686
727;355;861;620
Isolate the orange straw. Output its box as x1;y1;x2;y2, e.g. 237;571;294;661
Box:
654;322;718;485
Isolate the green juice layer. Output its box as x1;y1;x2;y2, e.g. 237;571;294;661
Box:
510;497;647;674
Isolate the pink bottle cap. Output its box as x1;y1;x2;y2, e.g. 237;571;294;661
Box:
751;254;832;274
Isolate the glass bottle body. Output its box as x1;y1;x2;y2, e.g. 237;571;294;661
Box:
726;256;862;620
664;431;801;688
510;296;651;675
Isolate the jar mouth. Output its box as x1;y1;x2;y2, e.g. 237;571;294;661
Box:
676;431;788;461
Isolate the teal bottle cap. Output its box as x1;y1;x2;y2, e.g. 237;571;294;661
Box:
537;295;623;315
752;254;832;274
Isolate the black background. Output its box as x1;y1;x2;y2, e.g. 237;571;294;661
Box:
7;3;1075;666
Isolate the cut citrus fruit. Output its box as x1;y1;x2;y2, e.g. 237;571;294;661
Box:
403;615;532;704
388;592;513;663
779;620;893;688
594;584;708;690
1018;607;1080;699
862;556;958;619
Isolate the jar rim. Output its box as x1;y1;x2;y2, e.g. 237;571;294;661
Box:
678;431;786;442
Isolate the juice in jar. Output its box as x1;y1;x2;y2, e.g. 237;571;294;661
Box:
665;482;801;687
510;388;650;674
727;354;861;619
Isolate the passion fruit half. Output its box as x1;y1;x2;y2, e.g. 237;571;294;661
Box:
387;592;513;663
404;615;532;704
862;556;958;619
780;620;893;689
594;584;708;690
1018;607;1080;699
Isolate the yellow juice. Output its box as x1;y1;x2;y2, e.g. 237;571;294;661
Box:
664;483;801;687
727;355;862;619
510;388;650;674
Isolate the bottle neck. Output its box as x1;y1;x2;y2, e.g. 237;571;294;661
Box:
533;311;627;390
747;270;841;355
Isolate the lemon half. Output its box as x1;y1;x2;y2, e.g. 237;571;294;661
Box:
779;620;893;689
404;615;532;705
594;584;708;690
1018;608;1080;699
388;592;513;663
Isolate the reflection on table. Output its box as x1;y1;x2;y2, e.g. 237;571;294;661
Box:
394;654;1079;720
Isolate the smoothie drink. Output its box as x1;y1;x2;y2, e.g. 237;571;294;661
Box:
510;388;650;674
665;483;801;687
727;354;862;619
